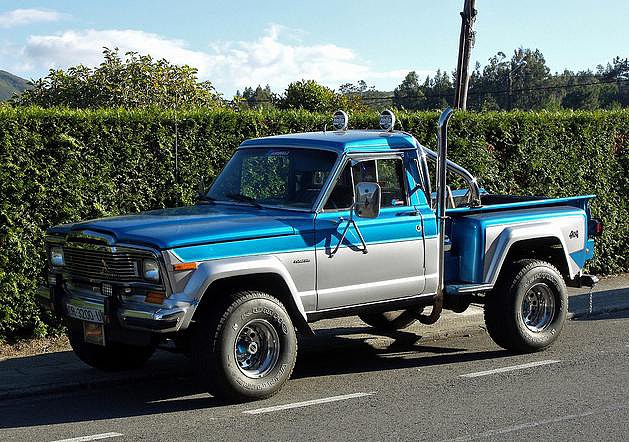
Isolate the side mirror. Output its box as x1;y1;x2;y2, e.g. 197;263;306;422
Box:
354;182;381;218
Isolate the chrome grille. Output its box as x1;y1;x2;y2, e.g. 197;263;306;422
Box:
63;247;143;281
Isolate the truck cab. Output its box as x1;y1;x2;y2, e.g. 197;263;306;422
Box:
39;109;602;402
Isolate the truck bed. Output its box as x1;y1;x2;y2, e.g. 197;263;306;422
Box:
446;193;595;215
443;193;595;287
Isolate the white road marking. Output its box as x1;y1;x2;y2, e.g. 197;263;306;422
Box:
441;403;629;441
460;360;560;378
243;392;375;415
51;433;123;442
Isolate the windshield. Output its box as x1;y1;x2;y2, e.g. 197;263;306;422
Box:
207;147;338;210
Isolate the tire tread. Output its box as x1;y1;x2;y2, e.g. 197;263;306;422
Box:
484;259;566;353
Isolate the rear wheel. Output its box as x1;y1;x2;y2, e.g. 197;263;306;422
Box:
192;290;297;402
484;259;568;353
359;310;417;331
68;328;156;371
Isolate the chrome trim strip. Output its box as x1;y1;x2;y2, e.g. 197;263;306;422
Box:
306;291;435;315
66;229;116;246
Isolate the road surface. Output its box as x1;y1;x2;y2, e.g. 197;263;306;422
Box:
1;309;627;441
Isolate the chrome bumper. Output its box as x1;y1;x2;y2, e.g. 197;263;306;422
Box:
37;285;190;333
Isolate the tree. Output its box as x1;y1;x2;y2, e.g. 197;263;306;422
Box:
421;69;454;110
13;48;221;109
278;80;363;112
393;71;425;110
240;84;276;108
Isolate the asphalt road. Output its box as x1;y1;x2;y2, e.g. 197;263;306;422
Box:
1;309;628;442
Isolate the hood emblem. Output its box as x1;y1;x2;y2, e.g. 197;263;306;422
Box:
101;258;111;273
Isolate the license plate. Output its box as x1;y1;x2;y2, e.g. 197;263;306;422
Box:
83;321;105;346
66;303;104;324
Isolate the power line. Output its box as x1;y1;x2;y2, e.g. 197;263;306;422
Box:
235;77;628;104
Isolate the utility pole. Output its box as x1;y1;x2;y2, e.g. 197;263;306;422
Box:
453;0;477;110
507;58;527;110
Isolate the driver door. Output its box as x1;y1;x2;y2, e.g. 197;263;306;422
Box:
314;155;425;310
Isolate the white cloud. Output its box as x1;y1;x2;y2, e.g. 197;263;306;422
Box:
0;8;66;28
204;24;430;94
16;25;432;95
23;29;210;74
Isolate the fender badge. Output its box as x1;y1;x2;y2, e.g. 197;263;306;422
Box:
293;258;311;264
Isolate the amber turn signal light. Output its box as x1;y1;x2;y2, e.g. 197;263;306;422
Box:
173;262;198;271
145;291;165;305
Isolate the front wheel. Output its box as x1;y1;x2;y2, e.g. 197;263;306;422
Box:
192;291;297;402
484;259;568;353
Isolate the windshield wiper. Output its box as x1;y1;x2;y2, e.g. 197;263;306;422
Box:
196;195;217;205
225;193;263;208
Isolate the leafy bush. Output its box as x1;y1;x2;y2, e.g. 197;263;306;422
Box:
12;48;221;109
0;107;627;340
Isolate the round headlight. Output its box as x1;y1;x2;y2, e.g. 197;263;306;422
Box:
143;259;160;282
50;247;64;267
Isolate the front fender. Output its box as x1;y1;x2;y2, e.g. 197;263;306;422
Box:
169;254;309;330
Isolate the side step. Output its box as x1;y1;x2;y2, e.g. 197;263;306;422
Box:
445;283;494;296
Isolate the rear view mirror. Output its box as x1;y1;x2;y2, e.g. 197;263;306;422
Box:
354;182;381;218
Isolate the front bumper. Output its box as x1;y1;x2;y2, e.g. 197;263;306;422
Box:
36;282;190;334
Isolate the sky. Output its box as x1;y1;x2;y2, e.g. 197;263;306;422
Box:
1;0;627;96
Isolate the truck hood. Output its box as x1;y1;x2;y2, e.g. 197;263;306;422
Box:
50;204;302;249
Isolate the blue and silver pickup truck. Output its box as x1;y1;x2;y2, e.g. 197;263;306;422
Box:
38;108;602;401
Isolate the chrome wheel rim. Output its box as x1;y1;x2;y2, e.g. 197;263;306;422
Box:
521;283;556;332
234;319;280;378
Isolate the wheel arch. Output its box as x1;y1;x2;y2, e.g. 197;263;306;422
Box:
182;256;313;335
484;222;575;286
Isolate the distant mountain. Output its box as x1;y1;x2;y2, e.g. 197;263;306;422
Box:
0;70;31;101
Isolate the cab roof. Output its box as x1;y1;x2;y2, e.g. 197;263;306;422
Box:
239;130;417;153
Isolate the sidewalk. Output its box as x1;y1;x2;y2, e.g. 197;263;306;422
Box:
1;274;628;400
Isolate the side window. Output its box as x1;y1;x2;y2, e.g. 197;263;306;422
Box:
352;160;376;183
376;158;407;207
324;157;408;210
323;163;354;210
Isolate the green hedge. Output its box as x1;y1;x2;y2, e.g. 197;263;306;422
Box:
0;107;627;340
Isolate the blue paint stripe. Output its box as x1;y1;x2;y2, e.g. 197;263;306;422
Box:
173;234;422;262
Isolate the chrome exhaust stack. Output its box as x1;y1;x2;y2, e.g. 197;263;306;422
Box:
418;107;453;325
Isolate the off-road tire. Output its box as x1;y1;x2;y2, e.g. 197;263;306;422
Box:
359;310;417;331
68;328;156;371
192;290;297;402
484;259;568;353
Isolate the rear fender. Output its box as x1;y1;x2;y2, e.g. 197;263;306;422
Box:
484;220;584;285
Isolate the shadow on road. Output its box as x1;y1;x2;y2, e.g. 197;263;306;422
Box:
571;308;629;322
0;327;513;430
568;286;629;320
293;330;506;379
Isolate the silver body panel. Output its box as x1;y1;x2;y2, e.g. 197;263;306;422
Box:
315;240;424;310
482;213;586;285
165;253;315;330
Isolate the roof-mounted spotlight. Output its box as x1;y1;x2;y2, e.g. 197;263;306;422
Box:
379;109;396;132
332;110;349;131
